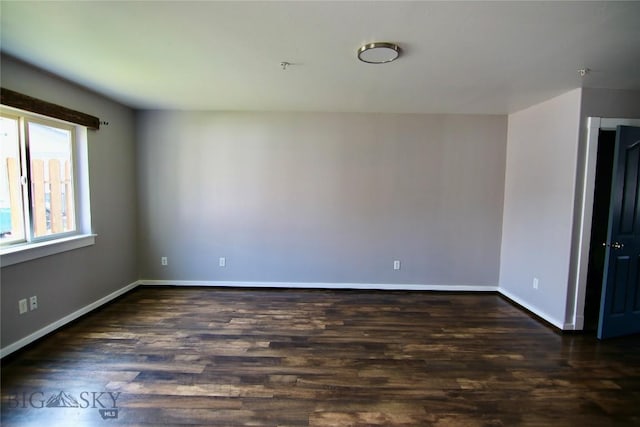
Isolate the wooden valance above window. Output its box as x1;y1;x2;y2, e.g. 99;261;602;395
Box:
0;87;100;130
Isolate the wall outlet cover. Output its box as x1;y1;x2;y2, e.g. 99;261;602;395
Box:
19;299;28;314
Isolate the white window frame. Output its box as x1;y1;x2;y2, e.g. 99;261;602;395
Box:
0;105;95;266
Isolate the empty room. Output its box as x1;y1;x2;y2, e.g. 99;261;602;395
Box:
1;1;640;425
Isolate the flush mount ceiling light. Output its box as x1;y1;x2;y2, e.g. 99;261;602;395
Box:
357;42;401;64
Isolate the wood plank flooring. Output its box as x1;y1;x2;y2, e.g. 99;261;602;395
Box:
2;287;640;426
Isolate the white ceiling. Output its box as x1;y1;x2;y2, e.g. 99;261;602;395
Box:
2;1;639;114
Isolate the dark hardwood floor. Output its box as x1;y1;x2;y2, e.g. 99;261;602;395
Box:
2;287;640;426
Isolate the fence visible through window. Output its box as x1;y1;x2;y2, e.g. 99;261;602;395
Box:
1;115;76;243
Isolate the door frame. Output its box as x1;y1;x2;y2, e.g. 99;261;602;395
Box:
572;117;640;330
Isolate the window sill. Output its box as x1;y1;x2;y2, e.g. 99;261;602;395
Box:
0;234;96;267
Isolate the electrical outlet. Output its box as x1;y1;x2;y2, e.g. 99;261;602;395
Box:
19;299;28;314
533;277;539;290
161;256;168;266
29;296;38;311
219;257;226;267
393;260;401;270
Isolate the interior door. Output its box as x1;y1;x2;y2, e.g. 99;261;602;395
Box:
598;126;640;339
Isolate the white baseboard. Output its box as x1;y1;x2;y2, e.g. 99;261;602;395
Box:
497;288;566;330
138;279;498;292
568;315;584;331
0;280;141;358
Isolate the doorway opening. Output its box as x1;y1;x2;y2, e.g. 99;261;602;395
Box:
573;118;640;334
583;130;615;331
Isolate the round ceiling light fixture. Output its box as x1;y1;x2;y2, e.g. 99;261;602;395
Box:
357;42;401;64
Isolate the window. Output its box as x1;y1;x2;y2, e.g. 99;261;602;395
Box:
1;106;93;263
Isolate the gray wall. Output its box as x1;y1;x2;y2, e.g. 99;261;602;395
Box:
499;89;582;327
137;111;507;286
580;89;640;119
0;55;138;348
